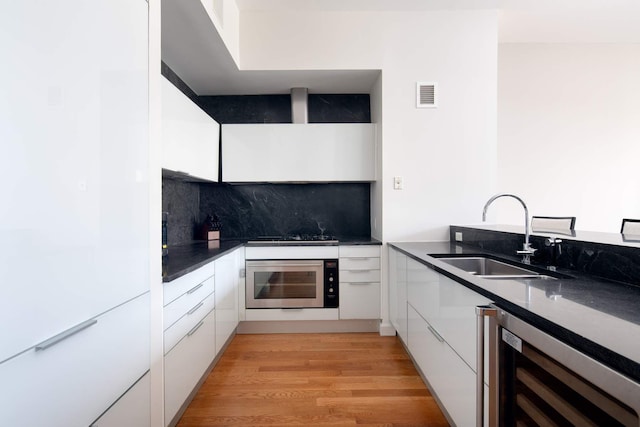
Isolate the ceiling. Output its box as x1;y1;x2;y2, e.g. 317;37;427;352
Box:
162;0;640;95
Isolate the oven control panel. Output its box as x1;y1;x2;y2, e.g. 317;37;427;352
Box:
324;260;339;308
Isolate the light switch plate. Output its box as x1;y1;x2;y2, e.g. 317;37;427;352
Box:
393;176;403;190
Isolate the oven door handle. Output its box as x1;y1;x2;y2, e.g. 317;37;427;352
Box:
476;305;497;427
246;261;324;268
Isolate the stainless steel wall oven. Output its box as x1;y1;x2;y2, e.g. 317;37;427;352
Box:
245;259;338;309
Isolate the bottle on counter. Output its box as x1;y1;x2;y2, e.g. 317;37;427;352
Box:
162;211;169;257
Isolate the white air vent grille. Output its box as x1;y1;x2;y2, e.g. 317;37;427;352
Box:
416;82;437;108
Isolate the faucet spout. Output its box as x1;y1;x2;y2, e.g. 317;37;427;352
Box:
482;193;536;263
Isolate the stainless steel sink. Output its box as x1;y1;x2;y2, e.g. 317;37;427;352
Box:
434;256;556;280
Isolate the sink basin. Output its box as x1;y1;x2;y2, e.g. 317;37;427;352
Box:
432;256;558;280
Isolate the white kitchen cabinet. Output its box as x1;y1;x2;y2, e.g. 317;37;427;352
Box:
214;247;242;354
389;247;408;344
0;0;150;424
165;308;216;427
408;304;488;427
339;245;381;320
222;123;375;182
164;275;215;330
0;0;150;365
0;293;150;427
164;291;215;355
164;261;216;305
91;372;150;427
162;76;219;182
403;255;490;426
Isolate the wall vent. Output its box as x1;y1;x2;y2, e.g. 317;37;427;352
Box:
416;82;437;108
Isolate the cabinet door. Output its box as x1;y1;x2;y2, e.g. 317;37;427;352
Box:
430;274;491;372
165;308;216;426
214;249;240;355
91;373;150;427
389;248;408;343
0;294;150;427
0;0;149;362
222;123;375;182
339;282;381;319
408;304;481;427
162;77;219;182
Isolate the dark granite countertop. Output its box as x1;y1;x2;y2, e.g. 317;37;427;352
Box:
389;241;640;383
162;240;245;282
163;237;381;282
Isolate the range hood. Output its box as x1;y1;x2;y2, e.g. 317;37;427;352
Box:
291;87;308;124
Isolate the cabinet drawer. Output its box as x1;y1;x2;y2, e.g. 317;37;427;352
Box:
91;372;150;427
244;308;339;321
0;294;149;427
339;282;380;319
164;292;215;355
339;245;380;258
165;308;216;426
407;304;484;427
164;261;215;306
340;269;380;283
340;257;380;270
164;275;215;330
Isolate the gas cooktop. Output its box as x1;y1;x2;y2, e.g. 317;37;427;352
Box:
246;234;339;246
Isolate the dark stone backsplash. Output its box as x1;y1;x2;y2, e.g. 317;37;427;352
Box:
450;226;640;286
199;182;370;239
162;178;200;246
163;178;371;245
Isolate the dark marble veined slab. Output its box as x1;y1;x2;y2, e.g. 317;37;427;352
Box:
451;225;640;286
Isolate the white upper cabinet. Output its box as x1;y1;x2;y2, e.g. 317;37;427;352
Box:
162;76;219;182
222;123;376;182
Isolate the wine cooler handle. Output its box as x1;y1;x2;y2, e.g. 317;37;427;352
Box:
476;305;497;427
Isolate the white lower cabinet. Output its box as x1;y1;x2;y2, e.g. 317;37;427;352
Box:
0;293;149;427
163;249;243;426
214;248;241;355
389;247;408;344
391;248;490;427
408;303;487;427
91;372;150;427
339;245;381;320
165;308;216;426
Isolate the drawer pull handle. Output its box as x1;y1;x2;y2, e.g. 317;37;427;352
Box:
187;321;204;337
187;301;204;315
350;282;372;285
350;257;372;261
427;325;445;343
187;283;204;294
35;319;98;351
348;270;371;273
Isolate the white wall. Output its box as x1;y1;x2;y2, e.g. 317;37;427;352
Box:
240;9;498;242
497;43;640;232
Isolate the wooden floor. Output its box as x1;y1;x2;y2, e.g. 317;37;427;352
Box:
176;333;450;427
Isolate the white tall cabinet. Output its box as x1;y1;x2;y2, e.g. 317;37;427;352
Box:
0;0;151;425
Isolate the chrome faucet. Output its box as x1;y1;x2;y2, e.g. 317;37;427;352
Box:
482;193;536;264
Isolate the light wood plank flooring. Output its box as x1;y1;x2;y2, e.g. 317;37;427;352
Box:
176;333;449;426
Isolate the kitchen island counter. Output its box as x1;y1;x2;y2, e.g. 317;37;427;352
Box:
390;241;640;383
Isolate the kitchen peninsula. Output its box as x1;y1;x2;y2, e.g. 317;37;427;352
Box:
389;224;640;425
